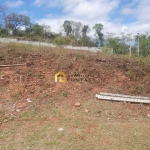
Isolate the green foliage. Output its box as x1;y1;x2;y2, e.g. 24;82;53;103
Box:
78;37;96;47
29;23;44;36
0;26;8;37
105;33;130;55
62;92;67;97
0;7;150;57
134;33;150;57
93;23;104;46
102;47;113;54
125;65;137;81
82;25;90;37
63;20;72;36
93;23;103;33
53;36;71;47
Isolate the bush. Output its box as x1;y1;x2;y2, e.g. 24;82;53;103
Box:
53;36;71;47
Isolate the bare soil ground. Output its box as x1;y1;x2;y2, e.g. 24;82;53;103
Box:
0;43;150;150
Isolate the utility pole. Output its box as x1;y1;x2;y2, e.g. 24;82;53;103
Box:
129;34;132;57
124;29;133;57
137;33;139;57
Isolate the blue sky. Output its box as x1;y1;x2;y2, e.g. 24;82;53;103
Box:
1;0;150;36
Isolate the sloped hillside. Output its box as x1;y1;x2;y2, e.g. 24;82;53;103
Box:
0;43;150;150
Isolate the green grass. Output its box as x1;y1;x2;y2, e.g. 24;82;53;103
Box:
0;99;149;150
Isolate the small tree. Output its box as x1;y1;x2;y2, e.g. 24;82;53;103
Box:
93;23;104;46
63;20;72;36
82;25;90;38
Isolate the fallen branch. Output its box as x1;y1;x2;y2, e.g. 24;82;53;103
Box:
0;64;26;67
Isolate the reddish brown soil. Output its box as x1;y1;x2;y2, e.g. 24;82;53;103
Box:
0;44;150;119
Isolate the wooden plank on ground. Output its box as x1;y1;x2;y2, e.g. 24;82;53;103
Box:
96;93;150;104
0;64;26;67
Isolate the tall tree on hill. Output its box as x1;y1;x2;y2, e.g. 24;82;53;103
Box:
6;13;31;35
63;20;72;36
70;21;82;39
93;23;104;46
82;25;90;38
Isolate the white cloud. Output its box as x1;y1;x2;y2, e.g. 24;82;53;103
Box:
5;0;24;8
122;0;150;23
19;10;29;15
121;7;134;15
33;0;62;7
34;0;150;36
34;0;119;15
34;0;120;34
35;17;64;34
68;0;119;21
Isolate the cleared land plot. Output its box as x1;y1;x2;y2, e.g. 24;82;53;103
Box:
0;43;150;150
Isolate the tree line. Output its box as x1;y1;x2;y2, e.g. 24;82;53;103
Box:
0;5;150;57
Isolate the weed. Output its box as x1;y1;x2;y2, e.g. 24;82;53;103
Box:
125;65;136;81
72;148;82;150
0;110;5;122
66;62;73;69
51;49;57;57
28;69;33;77
135;85;145;95
0;42;150;150
126;70;136;81
73;70;79;76
20;50;29;58
62;92;67;97
10;92;22;100
108;85;124;94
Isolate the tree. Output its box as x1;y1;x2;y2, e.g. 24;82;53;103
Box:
70;21;82;39
93;23;104;46
6;13;31;35
28;23;44;36
0;5;8;28
63;20;72;36
42;23;51;39
134;32;150;56
82;25;90;38
42;24;51;33
20;14;31;29
105;32;132;55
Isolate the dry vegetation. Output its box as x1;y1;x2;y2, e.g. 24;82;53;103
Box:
0;42;150;150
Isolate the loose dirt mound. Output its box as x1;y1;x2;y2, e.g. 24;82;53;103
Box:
0;43;150;117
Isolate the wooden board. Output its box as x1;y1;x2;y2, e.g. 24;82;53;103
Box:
96;93;150;104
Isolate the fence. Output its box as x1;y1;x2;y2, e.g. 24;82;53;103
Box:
0;37;109;53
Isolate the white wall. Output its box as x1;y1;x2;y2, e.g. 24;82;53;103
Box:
0;37;104;53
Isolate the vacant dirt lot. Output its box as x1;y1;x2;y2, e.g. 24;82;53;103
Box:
0;43;150;150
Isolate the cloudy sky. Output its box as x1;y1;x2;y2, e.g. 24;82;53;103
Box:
1;0;150;36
